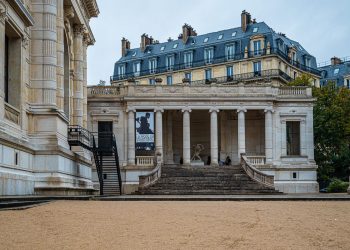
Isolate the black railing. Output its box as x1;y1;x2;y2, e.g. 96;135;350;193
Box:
187;69;291;85
67;126;122;195
110;47;321;81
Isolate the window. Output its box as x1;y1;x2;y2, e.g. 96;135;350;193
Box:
253;61;261;76
133;62;140;76
173;43;178;49
305;58;311;68
291;52;297;62
204;37;209;43
167;75;173;85
227;66;234;78
132;51;137;57
334;68;339;75
347;79;350;89
226;44;235;60
253;27;258;33
160;46;165;51
166;55;175;70
232;31;237;37
287;121;300;156
205;69;212;81
149;58;157;74
218;34;223;40
118;64;125;78
293;72;297;80
149;78;156;85
204;48;214;64
253;40;261;56
185;72;192;82
184;51;193;68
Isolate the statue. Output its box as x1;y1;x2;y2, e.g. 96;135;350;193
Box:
191;144;205;161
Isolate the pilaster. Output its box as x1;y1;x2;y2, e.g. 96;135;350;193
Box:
155;108;164;163
127;108;136;166
264;108;274;164
0;5;7;121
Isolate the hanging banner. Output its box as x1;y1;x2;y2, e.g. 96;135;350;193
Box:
135;111;155;151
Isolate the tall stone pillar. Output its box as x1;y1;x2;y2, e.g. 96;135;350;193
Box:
237;108;246;159
31;0;57;107
265;109;273;164
56;0;64;112
306;112;314;161
0;7;7;121
155;108;163;163
82;35;90;128
72;24;85;126
182;109;191;166
166;111;174;164
210;108;219;166
127;109;135;166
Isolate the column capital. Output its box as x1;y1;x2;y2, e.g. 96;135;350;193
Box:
126;108;136;113
264;108;275;113
154;108;164;113
0;3;7;25
209;108;220;113
181;108;192;113
73;24;86;37
237;108;247;113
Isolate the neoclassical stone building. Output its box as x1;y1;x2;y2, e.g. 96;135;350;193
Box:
0;0;99;195
88;11;321;194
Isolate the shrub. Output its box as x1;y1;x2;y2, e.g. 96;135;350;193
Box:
327;178;349;193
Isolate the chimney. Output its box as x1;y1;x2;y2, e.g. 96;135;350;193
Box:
331;56;342;65
140;33;152;52
121;37;130;57
182;23;197;43
241;10;252;32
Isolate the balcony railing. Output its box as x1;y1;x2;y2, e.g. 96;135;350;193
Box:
111;47;321;81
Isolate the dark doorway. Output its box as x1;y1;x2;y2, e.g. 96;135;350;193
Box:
98;121;113;152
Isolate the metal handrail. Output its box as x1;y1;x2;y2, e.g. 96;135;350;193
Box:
110;47;321;81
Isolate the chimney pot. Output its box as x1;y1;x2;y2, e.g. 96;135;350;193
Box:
121;37;130;57
331;57;342;65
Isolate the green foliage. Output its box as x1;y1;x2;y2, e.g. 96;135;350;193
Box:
287;74;313;86
313;82;350;185
327;178;349;193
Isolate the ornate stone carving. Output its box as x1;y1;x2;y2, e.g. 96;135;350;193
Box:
22;36;29;49
0;1;7;24
73;24;86;37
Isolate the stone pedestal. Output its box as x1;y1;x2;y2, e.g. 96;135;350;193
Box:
191;160;205;167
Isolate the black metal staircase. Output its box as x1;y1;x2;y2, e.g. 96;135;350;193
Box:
68;125;122;195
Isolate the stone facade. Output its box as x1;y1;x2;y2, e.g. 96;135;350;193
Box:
0;0;99;195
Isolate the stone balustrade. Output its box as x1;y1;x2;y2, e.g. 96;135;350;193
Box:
88;85;312;99
136;156;154;167
247;156;266;165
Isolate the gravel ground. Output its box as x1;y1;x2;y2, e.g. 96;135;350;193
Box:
0;200;349;250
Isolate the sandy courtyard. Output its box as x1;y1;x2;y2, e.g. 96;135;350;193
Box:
0;201;349;250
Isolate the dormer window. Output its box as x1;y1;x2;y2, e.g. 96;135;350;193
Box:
253;40;261;56
292;52;297;62
204;37;209;43
218;34;223;40
232;32;237;37
184;51;193;68
149;58;157;74
253;27;258;33
118;64;126;79
173;43;178;49
166;55;175;71
334;68;339;75
160;46;165;51
305;57;311;68
204;47;214;64
226;44;235;60
132;51;137;57
133;62;141;76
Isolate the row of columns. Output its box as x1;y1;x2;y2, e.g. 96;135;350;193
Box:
127;109;274;166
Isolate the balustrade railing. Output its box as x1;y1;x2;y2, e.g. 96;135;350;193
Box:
241;153;274;188
139;153;162;188
246;156;266;166
136;156;154;167
88;86;121;96
278;87;307;96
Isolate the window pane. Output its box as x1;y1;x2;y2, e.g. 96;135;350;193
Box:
286;121;300;155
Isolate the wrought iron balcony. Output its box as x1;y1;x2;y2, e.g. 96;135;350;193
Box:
111;47;321;81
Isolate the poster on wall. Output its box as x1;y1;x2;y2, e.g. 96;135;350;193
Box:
135;111;155;151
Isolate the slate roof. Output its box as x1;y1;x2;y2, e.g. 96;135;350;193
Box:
319;61;350;87
113;21;318;79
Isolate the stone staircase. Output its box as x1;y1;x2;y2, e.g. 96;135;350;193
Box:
136;164;281;195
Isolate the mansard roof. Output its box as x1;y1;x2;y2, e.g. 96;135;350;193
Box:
319;60;350;86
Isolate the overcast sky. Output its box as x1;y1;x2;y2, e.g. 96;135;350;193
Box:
87;0;350;85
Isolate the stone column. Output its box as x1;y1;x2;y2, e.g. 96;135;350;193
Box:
127;109;135;166
72;24;85;126
56;0;64;112
210;108;219;166
82;35;90;128
166;111;174;164
237;108;246;159
155;108;163;163
182;109;191;166
265;109;273;164
306;112;314;161
0;7;7;121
